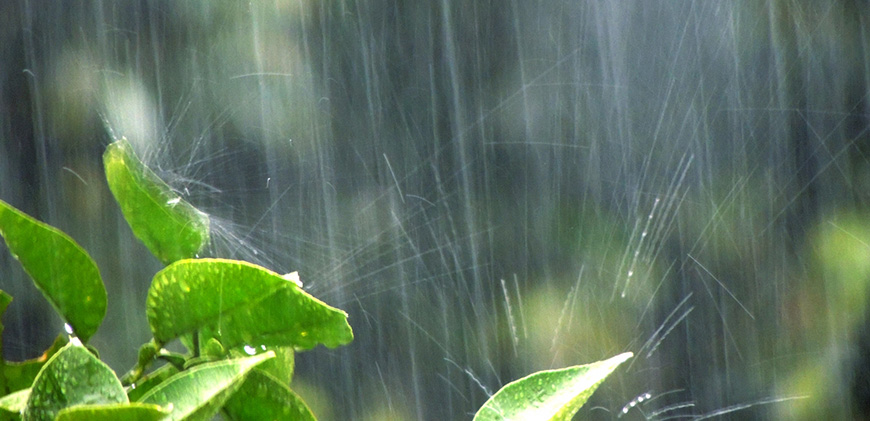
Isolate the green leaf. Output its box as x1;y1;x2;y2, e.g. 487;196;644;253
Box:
146;259;353;350
126;364;180;403
222;369;315;421
103;137;210;265
137;352;273;421
54;402;168;421
473;352;633;421
0;200;106;342
0;388;29;415
22;343;127;421
2;335;69;394
250;346;294;385
0;290;11;341
0;289;11;396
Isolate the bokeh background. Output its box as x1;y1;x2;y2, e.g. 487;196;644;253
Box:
2;0;870;419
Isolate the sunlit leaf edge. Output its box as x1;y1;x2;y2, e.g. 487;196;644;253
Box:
473;352;633;421
103;137;210;265
146;258;352;350
0;199;106;343
54;402;169;421
0;388;29;414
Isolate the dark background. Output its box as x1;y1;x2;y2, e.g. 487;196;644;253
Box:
1;1;869;419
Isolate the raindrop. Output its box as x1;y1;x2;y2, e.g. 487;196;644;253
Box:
167;197;181;206
282;272;302;287
63;323;73;334
243;345;257;355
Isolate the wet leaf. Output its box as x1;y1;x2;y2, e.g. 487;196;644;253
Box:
222;369;315;421
146;259;353;350
0;289;10;396
2;335;69;394
126;364;180;403
247;346;294;385
137;352;273;421
473;352;633;421
54;402;168;421
0;388;29;415
0;200;106;343
22;343;127;421
103;137;210;265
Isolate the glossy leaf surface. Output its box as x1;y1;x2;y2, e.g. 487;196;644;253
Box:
22;343;127;421
146;259;353;350
0;388;29;415
137;352;273;421
474;352;633;421
103;138;209;265
126;364;180;403
245;346;294;385
0;200;106;343
222;369;315;421
54;402;168;421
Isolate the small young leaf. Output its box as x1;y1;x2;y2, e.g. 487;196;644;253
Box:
22;343;127;421
54;402;168;421
473;352;633;421
137;352;273;421
222;369;315;421
0;200;107;343
146;259;353;350
103;137;210;265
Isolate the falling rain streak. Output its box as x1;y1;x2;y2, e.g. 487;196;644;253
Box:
1;0;868;419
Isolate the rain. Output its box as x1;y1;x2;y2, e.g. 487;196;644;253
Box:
1;0;869;419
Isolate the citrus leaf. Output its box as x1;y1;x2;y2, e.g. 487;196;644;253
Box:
54;402;168;421
0;289;11;395
0;290;10;340
0;200;106;343
146;259;353;350
3;335;69;394
222;369;315;421
473;352;633;421
137;352;273;421
103;137;210;265
0;387;29;415
22;342;127;421
126;364;180;403
233;346;294;386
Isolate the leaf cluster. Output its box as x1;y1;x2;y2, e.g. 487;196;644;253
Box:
0;138;629;420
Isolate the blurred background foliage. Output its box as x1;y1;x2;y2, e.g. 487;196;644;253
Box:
1;0;870;419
